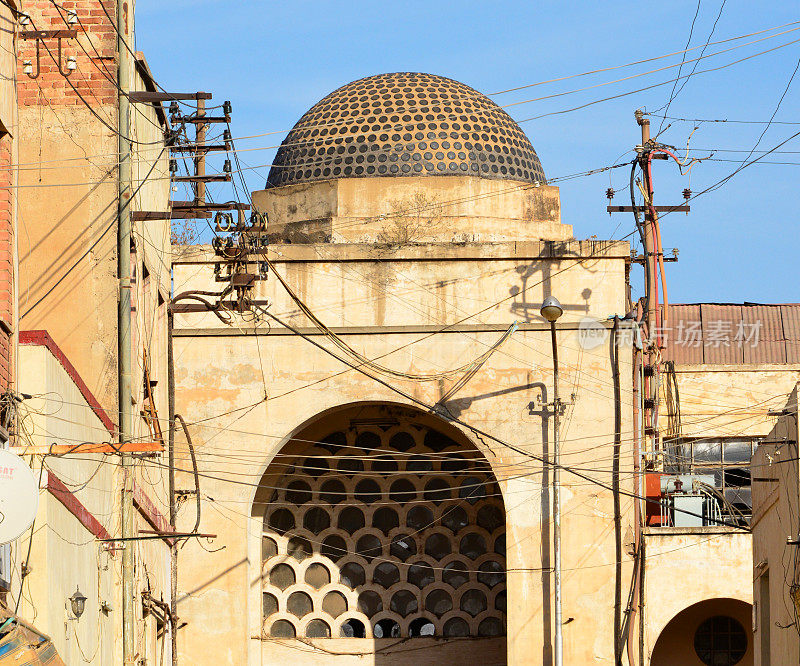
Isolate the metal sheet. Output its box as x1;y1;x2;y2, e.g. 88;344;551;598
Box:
673;495;705;528
742;304;783;341
665;304;703;364
701;304;743;365
787;341;800;364
744;339;786;364
781;305;800;340
666;303;800;365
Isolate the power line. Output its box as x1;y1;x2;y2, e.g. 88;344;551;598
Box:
649;113;800;125
489;19;800;95
263;311;748;530
737;54;800;165
21;14;166;146
6;21;796;176
46;0;166;136
657;126;800;217
517;35;800;123
502;8;779;113
22;384;787;470
656;0;725;132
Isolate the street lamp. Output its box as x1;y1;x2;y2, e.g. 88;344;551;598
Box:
540;296;563;324
70;586;87;619
540;296;564;666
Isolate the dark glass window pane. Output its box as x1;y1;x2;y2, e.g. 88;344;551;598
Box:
722;440;752;464
693;440;721;464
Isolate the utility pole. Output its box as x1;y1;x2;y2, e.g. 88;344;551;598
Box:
608;112;687;449
635;111;658;468
540;296;564;666
194;97;207;205
116;0;135;663
604;111;688;666
635;111;656;339
167;306;178;666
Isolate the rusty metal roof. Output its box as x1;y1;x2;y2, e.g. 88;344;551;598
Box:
663;303;800;365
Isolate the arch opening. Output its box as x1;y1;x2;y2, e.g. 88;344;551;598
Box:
651;598;753;666
256;403;507;654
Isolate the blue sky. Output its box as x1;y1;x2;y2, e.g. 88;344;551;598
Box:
135;1;800;304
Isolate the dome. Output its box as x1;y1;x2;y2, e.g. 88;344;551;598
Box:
266;72;545;188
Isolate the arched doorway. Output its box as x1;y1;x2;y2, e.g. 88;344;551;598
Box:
253;403;507;662
651;598;753;666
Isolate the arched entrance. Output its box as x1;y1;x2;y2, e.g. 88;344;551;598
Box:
651;598;753;666
253;403;507;662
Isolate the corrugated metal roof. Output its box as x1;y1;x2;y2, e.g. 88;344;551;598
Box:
701;304;743;364
663;303;800;365
742;306;786;363
781;305;800;363
663;304;703;364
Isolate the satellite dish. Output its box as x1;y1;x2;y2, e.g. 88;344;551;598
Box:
0;449;39;544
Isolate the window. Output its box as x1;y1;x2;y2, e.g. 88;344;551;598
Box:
693;615;747;666
664;438;759;524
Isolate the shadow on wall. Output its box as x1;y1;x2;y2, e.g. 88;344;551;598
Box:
509;259;591;323
651;597;753;666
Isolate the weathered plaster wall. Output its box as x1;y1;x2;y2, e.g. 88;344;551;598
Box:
16;344;118;664
16;0;122;413
671;365;800;438
751;388;800;666
14;12;172;656
15;340;172;665
16;3;170;421
642;527;753;662
171;239;635;665
253;177;569;243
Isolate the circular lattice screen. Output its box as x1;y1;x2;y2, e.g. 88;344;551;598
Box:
260;422;506;640
266;72;545;188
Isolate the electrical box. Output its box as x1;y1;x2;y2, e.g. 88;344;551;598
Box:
673;495;705;528
645;473;663;526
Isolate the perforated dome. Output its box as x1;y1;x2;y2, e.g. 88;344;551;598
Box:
266;72;545;188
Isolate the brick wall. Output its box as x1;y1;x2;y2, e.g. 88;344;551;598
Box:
0;133;12;392
17;0;118;107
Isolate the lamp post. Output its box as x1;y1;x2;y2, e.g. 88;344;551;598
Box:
540;296;564;666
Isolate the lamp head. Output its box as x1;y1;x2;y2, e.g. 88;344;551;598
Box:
70;586;87;619
540;296;563;323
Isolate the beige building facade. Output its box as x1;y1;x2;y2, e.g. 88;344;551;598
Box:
14;333;171;666
170;73;800;666
6;0;173;662
643;305;800;666
4;56;788;665
751;385;800;666
172;234;634;664
165;71;737;666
